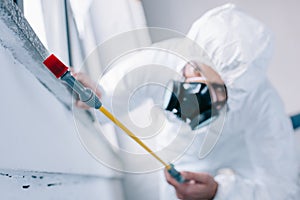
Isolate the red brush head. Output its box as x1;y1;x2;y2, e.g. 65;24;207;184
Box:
43;54;68;78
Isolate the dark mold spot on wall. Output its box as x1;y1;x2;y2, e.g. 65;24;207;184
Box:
22;185;30;189
0;173;9;177
47;182;62;187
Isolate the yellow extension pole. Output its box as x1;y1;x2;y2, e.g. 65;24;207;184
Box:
43;54;183;182
99;106;171;170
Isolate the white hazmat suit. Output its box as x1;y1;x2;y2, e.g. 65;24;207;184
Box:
159;4;299;199
98;4;299;200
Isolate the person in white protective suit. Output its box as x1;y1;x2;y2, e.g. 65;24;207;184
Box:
74;4;299;200
159;4;299;200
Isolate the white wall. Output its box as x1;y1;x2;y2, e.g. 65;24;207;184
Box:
0;29;124;200
0;1;124;198
141;0;300;114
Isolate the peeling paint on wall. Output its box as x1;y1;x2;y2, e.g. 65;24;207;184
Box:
0;0;71;109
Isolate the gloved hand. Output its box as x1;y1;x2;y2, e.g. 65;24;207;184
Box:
164;169;218;200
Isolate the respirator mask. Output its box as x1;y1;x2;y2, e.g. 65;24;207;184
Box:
163;64;227;130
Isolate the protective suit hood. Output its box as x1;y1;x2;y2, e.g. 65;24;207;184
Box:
186;3;273;93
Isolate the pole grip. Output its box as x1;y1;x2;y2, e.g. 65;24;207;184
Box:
61;71;102;109
167;164;185;183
